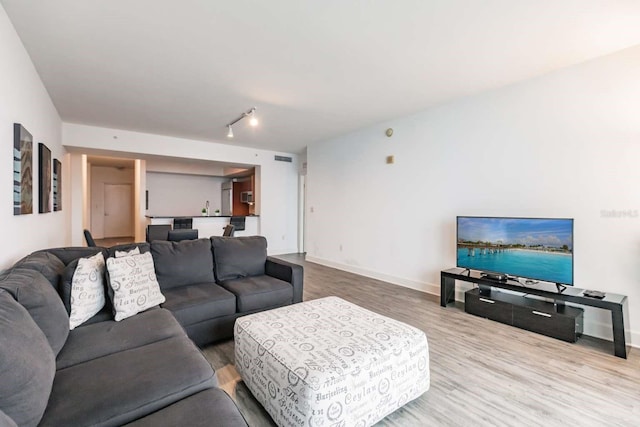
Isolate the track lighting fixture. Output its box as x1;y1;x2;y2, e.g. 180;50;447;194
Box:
249;109;258;127
225;107;258;137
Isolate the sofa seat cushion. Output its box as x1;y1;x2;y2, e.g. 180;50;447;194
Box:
0;268;69;356
211;236;267;281
0;290;55;427
80;305;113;325
219;275;293;313
56;308;185;370
40;336;216;427
161;283;236;327
151;239;215;289
122;388;247;427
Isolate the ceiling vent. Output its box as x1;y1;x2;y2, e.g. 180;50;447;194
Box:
274;155;292;162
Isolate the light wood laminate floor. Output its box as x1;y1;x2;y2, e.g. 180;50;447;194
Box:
202;254;639;427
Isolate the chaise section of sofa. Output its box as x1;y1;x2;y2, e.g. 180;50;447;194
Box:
40;335;216;427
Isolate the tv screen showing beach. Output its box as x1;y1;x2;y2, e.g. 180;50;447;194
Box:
456;217;573;285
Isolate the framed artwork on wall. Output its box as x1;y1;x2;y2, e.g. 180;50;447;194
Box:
13;123;33;215
53;158;62;211
38;142;52;213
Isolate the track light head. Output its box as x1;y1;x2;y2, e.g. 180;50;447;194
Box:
225;106;258;137
249;108;258;127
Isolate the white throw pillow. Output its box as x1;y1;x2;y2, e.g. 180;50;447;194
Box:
106;252;165;321
115;247;140;258
69;252;106;330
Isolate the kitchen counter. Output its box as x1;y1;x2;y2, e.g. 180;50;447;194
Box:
145;215;259;218
146;215;259;236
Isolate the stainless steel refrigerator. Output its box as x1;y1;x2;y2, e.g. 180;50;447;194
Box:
221;181;233;216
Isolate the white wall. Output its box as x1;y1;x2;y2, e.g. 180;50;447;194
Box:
146;172;226;216
89;165;134;239
63;124;299;255
0;5;64;269
306;45;640;345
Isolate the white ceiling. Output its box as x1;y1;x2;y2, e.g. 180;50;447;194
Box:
3;1;640;153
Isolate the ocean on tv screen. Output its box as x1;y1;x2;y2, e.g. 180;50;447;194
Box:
456;248;572;284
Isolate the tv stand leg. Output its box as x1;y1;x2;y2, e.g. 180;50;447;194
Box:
612;302;629;358
441;275;455;307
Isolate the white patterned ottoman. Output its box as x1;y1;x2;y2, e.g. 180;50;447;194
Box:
234;296;430;427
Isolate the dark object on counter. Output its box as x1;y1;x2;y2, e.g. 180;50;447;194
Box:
230;216;245;231
173;217;193;229
583;289;606;299
146;224;171;243
222;224;235;237
168;229;199;241
83;229;97;247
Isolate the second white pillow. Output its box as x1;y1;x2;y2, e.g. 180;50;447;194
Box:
106;252;165;321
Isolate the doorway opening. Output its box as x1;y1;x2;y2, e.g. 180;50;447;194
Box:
87;156;136;246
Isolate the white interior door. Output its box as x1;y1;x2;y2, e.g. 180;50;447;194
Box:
104;183;133;237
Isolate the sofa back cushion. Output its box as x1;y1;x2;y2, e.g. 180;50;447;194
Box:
211;236;267;281
151;238;215;289
36;247;105;266
0;269;69;356
107;242;150;259
12;251;65;290
0;290;55;427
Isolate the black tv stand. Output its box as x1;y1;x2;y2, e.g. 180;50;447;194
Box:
441;268;630;358
556;283;567;293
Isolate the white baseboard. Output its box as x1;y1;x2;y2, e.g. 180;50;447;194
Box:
305;256;440;296
268;248;300;256
305;256;638;350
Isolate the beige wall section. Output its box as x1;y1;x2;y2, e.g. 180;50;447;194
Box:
89;165;135;239
134;160;146;243
66;153;86;247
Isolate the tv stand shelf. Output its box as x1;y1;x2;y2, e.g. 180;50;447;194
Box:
465;288;584;343
441;268;630;358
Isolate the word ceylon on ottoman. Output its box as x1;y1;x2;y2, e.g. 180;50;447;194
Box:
234;296;430;427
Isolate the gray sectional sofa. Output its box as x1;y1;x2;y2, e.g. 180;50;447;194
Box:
0;236;303;427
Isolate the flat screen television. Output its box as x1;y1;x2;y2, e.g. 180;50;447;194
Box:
456;216;574;286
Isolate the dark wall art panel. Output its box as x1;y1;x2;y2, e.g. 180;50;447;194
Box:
53;158;62;211
38;142;52;213
13;123;33;215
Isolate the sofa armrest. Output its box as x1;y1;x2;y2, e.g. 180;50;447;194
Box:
265;257;303;303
